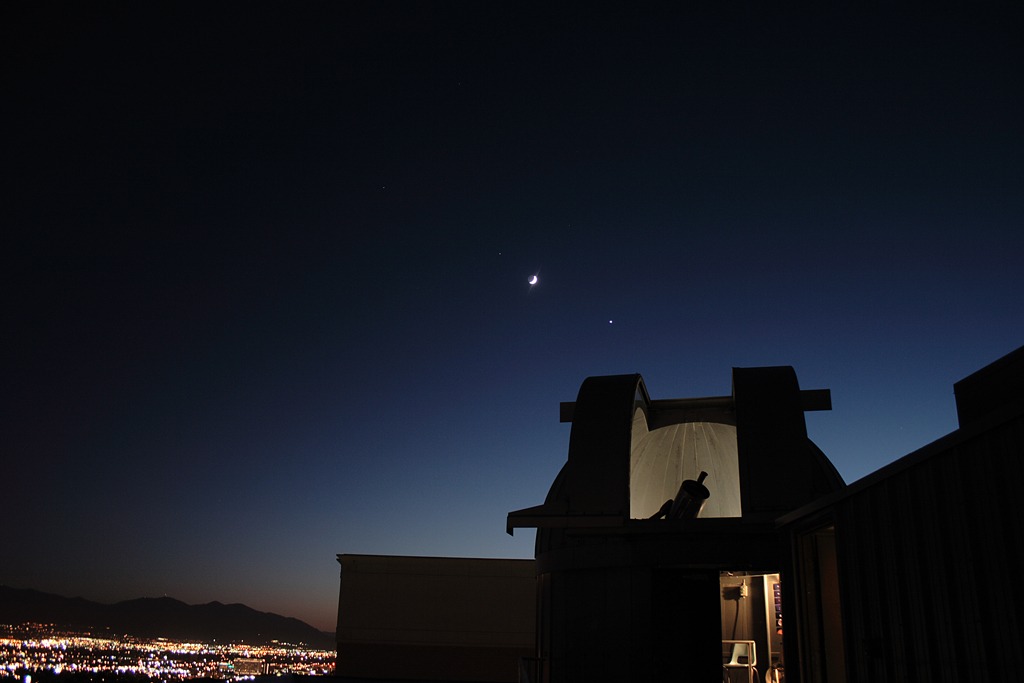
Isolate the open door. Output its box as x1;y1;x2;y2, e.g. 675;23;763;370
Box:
720;572;785;683
794;523;846;683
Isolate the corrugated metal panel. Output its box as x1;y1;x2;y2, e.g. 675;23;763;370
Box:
828;413;1024;682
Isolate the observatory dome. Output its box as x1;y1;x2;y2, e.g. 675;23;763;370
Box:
630;407;741;519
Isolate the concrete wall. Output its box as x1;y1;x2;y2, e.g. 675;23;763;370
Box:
336;554;536;682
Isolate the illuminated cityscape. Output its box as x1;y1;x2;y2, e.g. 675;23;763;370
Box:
1;625;334;681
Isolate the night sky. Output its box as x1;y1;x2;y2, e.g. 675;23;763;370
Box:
5;4;1023;633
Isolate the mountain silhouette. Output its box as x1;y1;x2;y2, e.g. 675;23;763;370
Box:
0;586;334;650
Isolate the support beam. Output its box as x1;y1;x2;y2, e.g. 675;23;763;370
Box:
559;388;831;423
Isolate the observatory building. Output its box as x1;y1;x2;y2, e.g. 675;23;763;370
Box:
336;347;1024;682
507;366;844;682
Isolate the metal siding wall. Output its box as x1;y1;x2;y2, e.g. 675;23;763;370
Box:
834;415;1024;682
965;418;1024;678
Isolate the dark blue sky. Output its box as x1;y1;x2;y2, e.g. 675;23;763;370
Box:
5;3;1023;631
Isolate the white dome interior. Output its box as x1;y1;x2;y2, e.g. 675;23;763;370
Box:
629;407;742;519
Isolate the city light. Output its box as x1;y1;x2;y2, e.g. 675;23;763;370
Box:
0;624;334;680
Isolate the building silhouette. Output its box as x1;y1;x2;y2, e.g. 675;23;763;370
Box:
336;345;1024;682
507;366;843;682
335;555;534;682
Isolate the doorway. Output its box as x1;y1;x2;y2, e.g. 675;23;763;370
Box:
720;571;784;683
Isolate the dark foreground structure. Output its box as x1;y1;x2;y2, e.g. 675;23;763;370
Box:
337;345;1024;683
335;555;535;682
774;347;1024;682
507;365;843;683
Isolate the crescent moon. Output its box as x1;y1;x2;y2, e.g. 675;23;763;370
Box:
528;275;538;285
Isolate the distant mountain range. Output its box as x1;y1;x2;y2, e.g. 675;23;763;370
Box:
0;586;334;650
